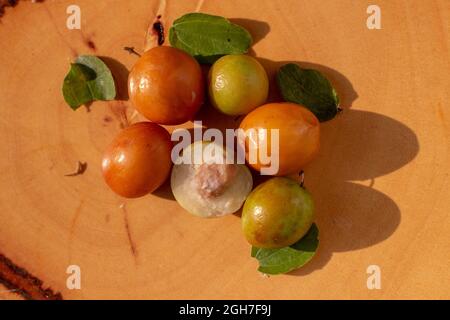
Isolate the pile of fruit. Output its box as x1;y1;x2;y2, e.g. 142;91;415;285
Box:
63;13;341;275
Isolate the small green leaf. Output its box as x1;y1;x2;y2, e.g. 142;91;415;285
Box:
62;55;116;110
276;63;339;122
251;223;319;275
169;13;253;64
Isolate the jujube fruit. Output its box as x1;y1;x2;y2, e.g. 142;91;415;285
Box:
239;102;320;176
128;46;204;125
208;54;269;116
242;177;315;248
102;122;172;198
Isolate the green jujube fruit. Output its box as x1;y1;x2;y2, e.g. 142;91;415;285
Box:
242;177;315;249
208;55;269;116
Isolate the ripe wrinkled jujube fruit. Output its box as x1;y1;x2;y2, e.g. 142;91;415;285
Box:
171;141;253;218
242;177;315;248
102;122;172;198
128;46;204;125
239;102;320;176
208;54;269;116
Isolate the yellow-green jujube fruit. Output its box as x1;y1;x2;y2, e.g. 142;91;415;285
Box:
208;55;269;116
242;177;315;248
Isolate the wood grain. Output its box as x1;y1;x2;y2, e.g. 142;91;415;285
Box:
0;0;448;299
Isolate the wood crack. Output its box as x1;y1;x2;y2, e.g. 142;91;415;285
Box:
121;204;138;265
68;199;85;263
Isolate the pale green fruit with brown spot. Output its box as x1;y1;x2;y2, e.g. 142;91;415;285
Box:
242;177;314;248
208;55;269;116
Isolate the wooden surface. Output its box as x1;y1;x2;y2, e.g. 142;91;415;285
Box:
0;0;449;300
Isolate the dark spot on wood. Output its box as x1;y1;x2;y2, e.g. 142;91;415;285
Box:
103;116;113;123
157;14;162;19
0;252;62;300
152;19;165;46
86;39;96;51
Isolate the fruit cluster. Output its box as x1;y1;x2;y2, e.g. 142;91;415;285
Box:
102;44;320;251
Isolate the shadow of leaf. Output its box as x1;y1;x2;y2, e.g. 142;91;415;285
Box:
229;18;271;46
99;56;130;101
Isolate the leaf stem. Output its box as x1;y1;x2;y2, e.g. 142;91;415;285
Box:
65;161;88;177
124;47;141;57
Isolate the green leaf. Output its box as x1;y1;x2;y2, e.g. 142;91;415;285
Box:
62;55;116;110
169;13;253;64
276;63;340;122
251;223;319;275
